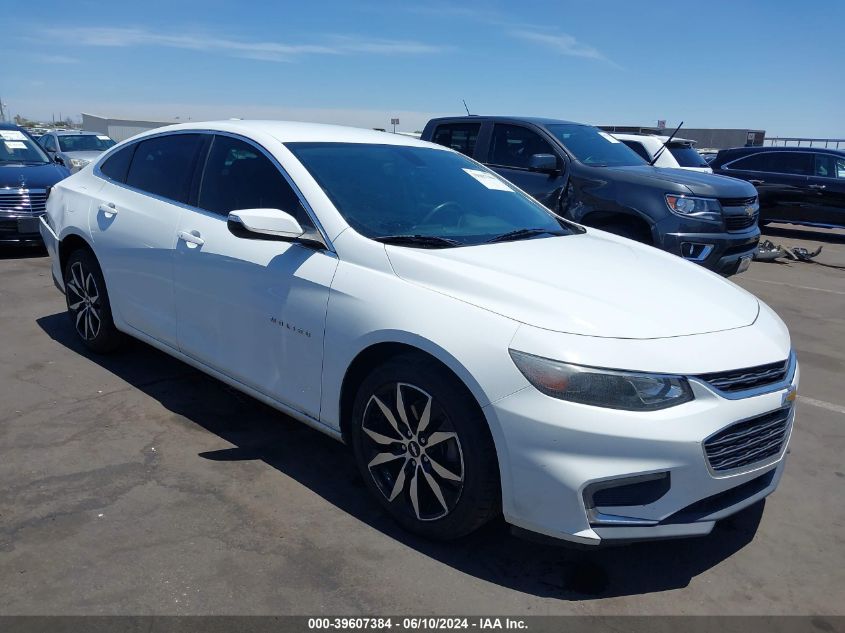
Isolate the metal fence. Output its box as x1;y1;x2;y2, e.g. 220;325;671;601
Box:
765;137;845;149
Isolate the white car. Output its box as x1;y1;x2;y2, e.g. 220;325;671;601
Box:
613;133;714;173
39;121;798;545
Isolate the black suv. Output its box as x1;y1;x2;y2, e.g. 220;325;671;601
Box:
422;116;761;275
711;146;845;228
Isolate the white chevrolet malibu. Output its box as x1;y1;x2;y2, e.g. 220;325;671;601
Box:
40;121;798;545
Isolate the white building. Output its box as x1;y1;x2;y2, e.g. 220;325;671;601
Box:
81;113;180;142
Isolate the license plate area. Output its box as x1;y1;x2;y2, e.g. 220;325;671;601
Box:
17;218;40;234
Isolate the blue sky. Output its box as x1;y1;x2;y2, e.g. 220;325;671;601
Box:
4;0;844;137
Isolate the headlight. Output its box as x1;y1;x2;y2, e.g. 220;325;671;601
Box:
665;194;722;223
69;158;90;168
509;350;694;411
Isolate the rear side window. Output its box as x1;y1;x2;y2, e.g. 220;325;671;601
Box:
768;152;813;175
198;135;311;227
40;135;56;152
621;140;651;161
814;154;845;179
432;123;481;157
726;153;768;171
668;145;710;168
489;124;556;169
99;144;136;183
126;134;204;202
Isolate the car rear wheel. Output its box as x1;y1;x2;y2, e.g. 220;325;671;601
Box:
63;249;123;353
350;355;500;540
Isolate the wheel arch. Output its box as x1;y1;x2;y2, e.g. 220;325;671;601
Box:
58;231;95;274
337;338;490;447
580;210;655;243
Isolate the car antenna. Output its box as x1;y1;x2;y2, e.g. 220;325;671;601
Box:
649;121;683;166
462;99;472;116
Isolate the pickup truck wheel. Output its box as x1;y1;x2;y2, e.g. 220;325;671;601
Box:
350;355;500;540
63;249;123;353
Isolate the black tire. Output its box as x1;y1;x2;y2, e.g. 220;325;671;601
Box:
63;248;123;353
350;354;500;540
599;221;653;245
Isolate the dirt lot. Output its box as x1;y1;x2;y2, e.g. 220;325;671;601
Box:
1;224;843;615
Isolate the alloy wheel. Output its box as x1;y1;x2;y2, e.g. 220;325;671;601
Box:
66;261;102;341
361;382;465;521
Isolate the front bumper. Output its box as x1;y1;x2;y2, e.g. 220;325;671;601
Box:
39;215;65;293
659;225;760;276
0;214;45;245
484;356;798;546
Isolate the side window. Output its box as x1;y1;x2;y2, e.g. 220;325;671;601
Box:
489;124;556;170
99;144;136;183
198;135;311;227
621;140;651;162
125;133;203;203
768;152;813;176
813;154;844;179
41;135;56;152
727;153;768;171
432;123;481;157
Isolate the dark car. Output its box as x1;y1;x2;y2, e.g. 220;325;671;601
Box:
422;117;761;276
710;146;845;228
0;123;70;246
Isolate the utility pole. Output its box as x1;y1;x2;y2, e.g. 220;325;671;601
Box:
0;97;7;122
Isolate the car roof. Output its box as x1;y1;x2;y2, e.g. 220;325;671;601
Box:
125;120;446;148
428;115;583;127
719;145;845;156
612;133;697;146
0;122;23;130
53;130;101;136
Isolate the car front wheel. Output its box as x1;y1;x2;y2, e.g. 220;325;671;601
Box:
351;355;500;540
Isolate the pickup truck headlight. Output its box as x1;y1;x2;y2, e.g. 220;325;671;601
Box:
509;350;694;411
665;194;722;223
69;158;90;169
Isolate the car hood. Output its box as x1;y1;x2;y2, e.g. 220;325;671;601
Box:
386;231;760;339
61;151;103;162
608;165;756;198
0;162;70;188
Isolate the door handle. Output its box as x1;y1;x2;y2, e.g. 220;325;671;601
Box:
749;179;765;185
178;230;205;246
98;202;117;217
808;184;826;190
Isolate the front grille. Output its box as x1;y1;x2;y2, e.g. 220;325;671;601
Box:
719;196;758;207
698;358;789;393
704;407;791;472
725;213;758;231
0;188;47;217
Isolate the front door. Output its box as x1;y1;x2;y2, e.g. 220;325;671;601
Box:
808;153;845;227
173;133;337;418
484;123;568;211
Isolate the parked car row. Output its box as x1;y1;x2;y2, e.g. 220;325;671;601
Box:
39;120;798;546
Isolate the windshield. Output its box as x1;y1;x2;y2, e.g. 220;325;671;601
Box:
668;145;710;168
545;124;645;167
287;143;576;246
57;134;116;152
0;129;51;164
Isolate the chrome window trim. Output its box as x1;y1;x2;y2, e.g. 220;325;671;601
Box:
92;128;335;253
689;350;797;400
722;150;844;179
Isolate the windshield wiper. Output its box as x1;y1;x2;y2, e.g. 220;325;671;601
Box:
486;228;567;244
373;234;461;248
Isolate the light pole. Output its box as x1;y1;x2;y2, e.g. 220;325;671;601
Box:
390;117;399;134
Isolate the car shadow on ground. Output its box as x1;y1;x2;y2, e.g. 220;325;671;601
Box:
37;311;765;600
762;224;845;245
0;245;48;260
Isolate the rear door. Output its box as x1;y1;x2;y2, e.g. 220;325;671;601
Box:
429;122;482;158
89;133;205;347
807;153;845;227
484;123;568;210
173;133;337;418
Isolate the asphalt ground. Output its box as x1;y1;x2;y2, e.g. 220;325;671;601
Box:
0;223;843;615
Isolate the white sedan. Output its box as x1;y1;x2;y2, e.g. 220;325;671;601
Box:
39;121;798;545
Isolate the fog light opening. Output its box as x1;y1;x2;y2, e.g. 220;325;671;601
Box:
681;242;714;261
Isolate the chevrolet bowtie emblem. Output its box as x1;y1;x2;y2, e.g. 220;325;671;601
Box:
783;386;798;406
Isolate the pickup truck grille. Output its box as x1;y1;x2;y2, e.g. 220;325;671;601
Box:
704;407;791;472
698;359;789;393
719;196;758;207
725;213;758;231
0;188;47;217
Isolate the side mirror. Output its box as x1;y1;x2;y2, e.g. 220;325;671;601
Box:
528;153;559;173
53;155;64;165
227;208;304;240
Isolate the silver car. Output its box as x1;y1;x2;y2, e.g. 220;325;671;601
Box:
38;130;116;173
